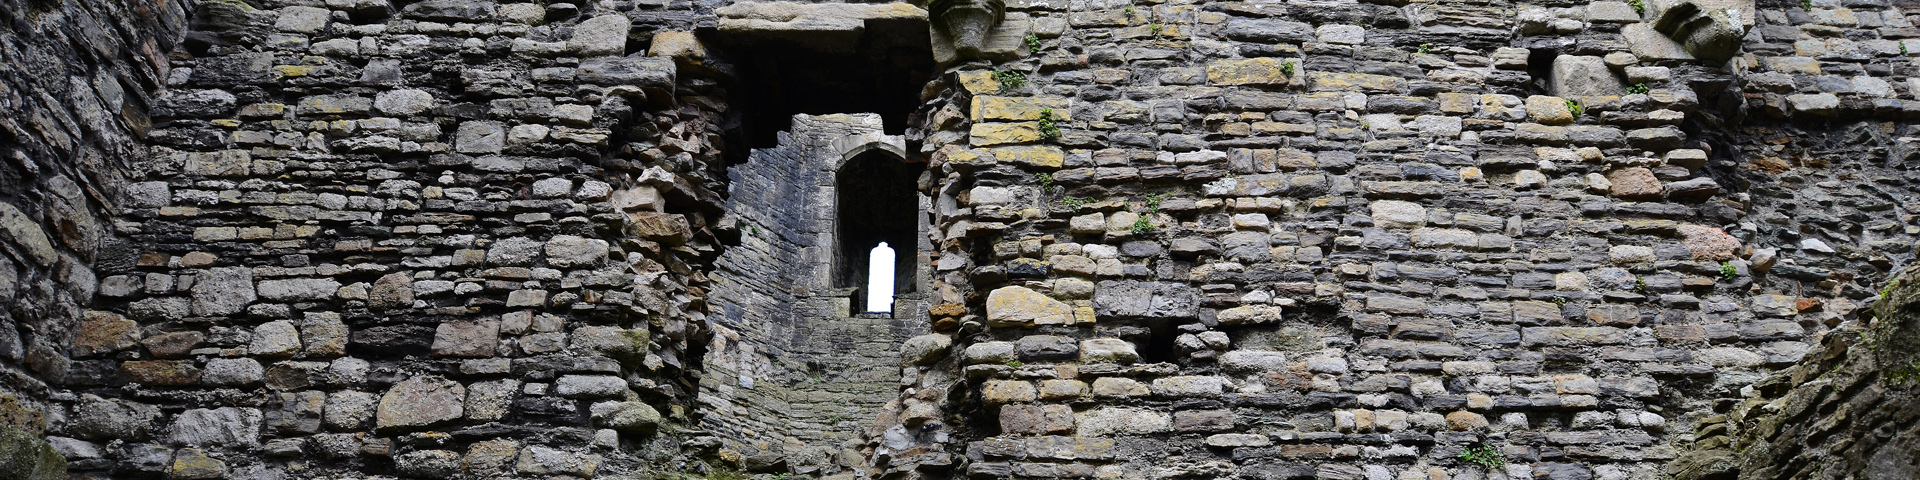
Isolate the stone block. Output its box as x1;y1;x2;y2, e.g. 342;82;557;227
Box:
982;380;1037;404
1074;407;1170;436
1550;56;1625;97
1208;58;1294;86
571;14;630;56
71;311;139;358
986;286;1074;327
431;318;500;358
376;376;466;432
999;404;1073;434
167;407;261;447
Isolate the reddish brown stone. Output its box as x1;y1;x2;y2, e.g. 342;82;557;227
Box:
143;331;206;359
928;302;967;317
1677;224;1741;261
122;360;202;386
72;311;140;358
1606;167;1662;200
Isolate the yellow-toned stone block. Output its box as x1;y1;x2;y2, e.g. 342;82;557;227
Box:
1526;95;1576;125
943;146;992;168
982;380;1038;404
1309;72;1405;93
986;145;1064;168
970;122;1043;146
985;286;1073;326
971;96;1072;122
957;70;1002;95
1437;92;1476;114
648;31;706;63
1207;58;1292;86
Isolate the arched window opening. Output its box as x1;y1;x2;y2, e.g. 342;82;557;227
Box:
834;150;922;311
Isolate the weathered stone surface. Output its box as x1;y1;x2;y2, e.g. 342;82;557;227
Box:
257;278;340;302
376;376;466;432
1208;58;1294;86
577;56;676;90
1608;167;1662;200
543;235;609;268
373;89;434;116
431;318;500;358
555;375;627;399
1078;338;1137;364
986;286;1075;326
627;212;692;245
1369;200;1426;229
1551;55;1625;97
65;395;158;441
168;448;226;480
1093;281;1196;319
589;401;660;434
248;321;302;358
323;391;378;431
167;407;261;447
192;267;256;316
370;272;415;309
901;334;952;366
201;358;263;386
1075;407;1171;436
571;14;630;56
71;311;139;358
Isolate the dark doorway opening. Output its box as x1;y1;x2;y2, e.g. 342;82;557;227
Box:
706;16;938;155
834;150;924;302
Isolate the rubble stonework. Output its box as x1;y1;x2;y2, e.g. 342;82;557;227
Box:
0;0;1919;478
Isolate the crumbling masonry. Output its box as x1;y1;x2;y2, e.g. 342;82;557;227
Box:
0;0;1916;478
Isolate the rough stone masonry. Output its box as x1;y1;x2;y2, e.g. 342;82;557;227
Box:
0;0;1916;478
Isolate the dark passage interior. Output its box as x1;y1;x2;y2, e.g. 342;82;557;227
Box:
835;150;924;302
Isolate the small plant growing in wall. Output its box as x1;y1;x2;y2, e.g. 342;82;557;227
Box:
1634;277;1648;293
1025;34;1042;52
1802;0;1813;10
1004;360;1024;368
1060;196;1088;211
1565;98;1584;118
1458;443;1508;471
1035;172;1056;193
1149;22;1164;39
994;69;1027;94
1037;108;1062;140
1627;83;1650;95
1719;261;1739;281
1279;60;1297;77
1416;43;1432;54
1124;5;1136;18
1130;192;1168;234
1630;0;1645;14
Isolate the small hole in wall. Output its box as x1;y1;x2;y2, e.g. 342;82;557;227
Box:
1136;320;1180;364
1527;49;1559;96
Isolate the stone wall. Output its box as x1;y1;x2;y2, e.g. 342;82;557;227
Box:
11;0;745;477
4;0;1920;478
866;0;1920;477
1666;264;1920;480
0;0;190;477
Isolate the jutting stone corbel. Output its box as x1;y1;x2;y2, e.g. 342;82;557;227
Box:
930;0;1005;59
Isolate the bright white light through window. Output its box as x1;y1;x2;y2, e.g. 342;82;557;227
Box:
866;242;895;313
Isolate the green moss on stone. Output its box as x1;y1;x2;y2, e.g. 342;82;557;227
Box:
0;423;66;480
